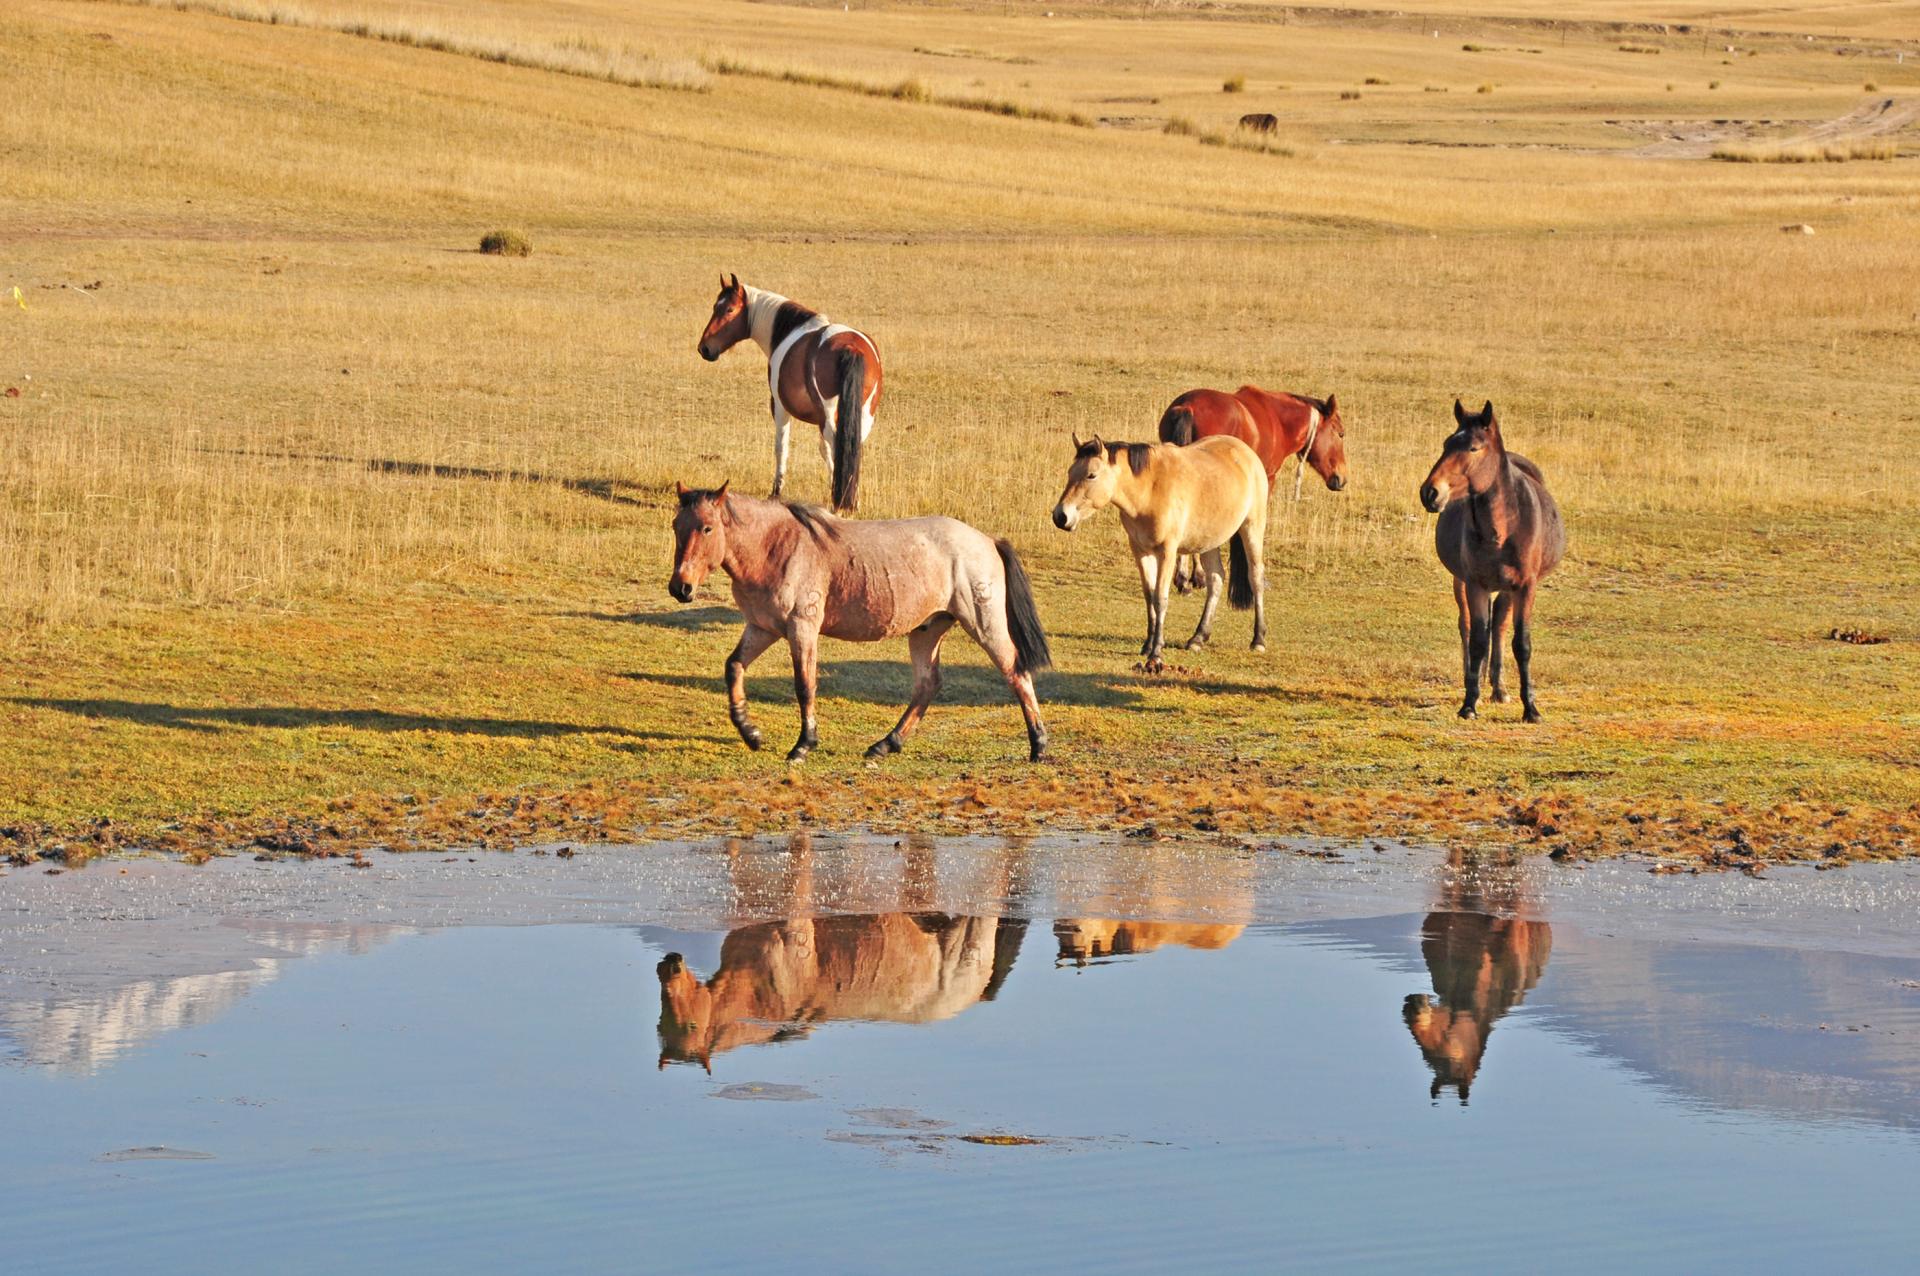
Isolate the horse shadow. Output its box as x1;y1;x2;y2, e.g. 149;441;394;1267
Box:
200;447;656;511
620;660;1153;711
568;606;737;633
12;698;720;746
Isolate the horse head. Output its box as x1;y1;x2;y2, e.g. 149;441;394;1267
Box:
697;273;750;362
1306;392;1349;492
656;951;716;1073
669;480;730;602
1052;434;1122;531
1420;399;1504;512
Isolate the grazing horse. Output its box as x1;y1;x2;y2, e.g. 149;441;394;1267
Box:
1237;112;1280;133
1159;384;1348;592
1419;400;1566;722
668;483;1050;762
1051;434;1268;672
695;274;882;511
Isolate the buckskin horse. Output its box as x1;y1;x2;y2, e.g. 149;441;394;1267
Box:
1419;400;1566;722
1158;384;1348;591
695;275;881;511
668;483;1051;762
1051;434;1269;672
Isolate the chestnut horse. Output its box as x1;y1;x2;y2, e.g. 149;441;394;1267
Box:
1159;384;1348;591
668;483;1050;762
1051;434;1268;672
696;275;881;511
1419;400;1566;722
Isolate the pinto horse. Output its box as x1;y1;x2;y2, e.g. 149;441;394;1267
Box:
669;483;1050;762
1420;400;1566;722
1159;384;1348;591
1051;434;1268;672
696;275;882;511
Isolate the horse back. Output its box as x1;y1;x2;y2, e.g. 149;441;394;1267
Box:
1230;385;1316;479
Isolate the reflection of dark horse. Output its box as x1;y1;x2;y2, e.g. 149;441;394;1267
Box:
1402;854;1552;1103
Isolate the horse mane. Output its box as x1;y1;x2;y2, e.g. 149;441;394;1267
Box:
784;500;838;540
1105;441;1154;477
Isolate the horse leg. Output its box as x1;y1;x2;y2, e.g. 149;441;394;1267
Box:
1185;548;1224;650
769;399;794;498
724;624;779;750
1136;552;1162;657
785;623;822;762
1243;516;1267;653
1144;548;1175;671
868;616;954;758
1453;578;1471;687
815;397;840;498
1514;583;1543;723
955;604;1049;762
1460;582;1493;720
1174;554;1197;595
1488;592;1514;703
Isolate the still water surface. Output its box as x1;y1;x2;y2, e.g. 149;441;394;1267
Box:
3;837;1918;1273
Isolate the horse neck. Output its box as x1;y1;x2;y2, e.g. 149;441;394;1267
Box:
1468;458;1519;544
1106;459;1154;521
744;286;789;354
720;497;800;587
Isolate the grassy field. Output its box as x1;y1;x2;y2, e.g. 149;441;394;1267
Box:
3;0;1918;866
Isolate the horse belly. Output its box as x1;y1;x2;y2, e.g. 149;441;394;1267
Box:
821;542;949;641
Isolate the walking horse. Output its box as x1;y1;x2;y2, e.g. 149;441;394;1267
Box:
696;275;882;511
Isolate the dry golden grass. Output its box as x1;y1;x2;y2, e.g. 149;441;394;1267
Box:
1714;138;1902;161
4;0;1919;862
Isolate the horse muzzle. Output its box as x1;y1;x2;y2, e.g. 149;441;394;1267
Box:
1326;473;1347;493
668;577;695;603
1052;505;1077;532
1419;483;1446;513
696;344;719;363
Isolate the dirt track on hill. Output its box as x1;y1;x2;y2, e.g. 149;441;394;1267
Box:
1614;95;1919;158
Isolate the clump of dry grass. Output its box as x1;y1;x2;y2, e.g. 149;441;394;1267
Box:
1222;73;1245;93
1713;139;1899;162
1161;115;1199;136
1339;90;1362;101
123;0;712;90
479;228;532;256
1619;44;1662;55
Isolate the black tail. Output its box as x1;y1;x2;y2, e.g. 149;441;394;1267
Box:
1159;402;1197;447
830;351;868;511
1227;530;1255;610
996;539;1052;675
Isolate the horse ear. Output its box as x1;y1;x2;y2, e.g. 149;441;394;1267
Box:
1070;432;1083;449
675;480;692;503
715;478;731;502
1453;398;1469;426
1481;400;1496;420
728;273;739;290
1324;392;1338;415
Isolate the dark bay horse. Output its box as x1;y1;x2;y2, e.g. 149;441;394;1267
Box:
1159;384;1348;591
1051;434;1268;672
668;483;1050;761
696;275;882;511
1420;400;1566;722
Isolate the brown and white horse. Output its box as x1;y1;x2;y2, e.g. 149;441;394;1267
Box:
1420;400;1566;722
1051;434;1269;671
1159;384;1348;591
696;274;882;511
669;484;1050;762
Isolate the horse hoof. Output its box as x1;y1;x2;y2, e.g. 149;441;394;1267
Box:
740;727;763;751
1250;642;1266;654
1523;706;1543;724
865;735;901;759
1458;705;1477;720
1185;638;1208;652
786;748;809;764
1490;689;1511;704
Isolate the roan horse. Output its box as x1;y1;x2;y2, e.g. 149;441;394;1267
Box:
669;483;1051;761
1158;384;1348;591
1051;434;1268;672
1420;400;1566;722
696;275;882;511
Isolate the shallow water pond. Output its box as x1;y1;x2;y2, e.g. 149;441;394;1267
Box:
4;838;1919;1273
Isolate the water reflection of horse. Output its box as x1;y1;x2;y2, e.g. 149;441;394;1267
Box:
656;836;1026;1071
1403;852;1552;1103
1053;920;1244;964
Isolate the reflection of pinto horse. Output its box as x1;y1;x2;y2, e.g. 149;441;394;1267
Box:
696;275;882;511
668;484;1051;762
657;913;1022;1070
1158;384;1349;593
